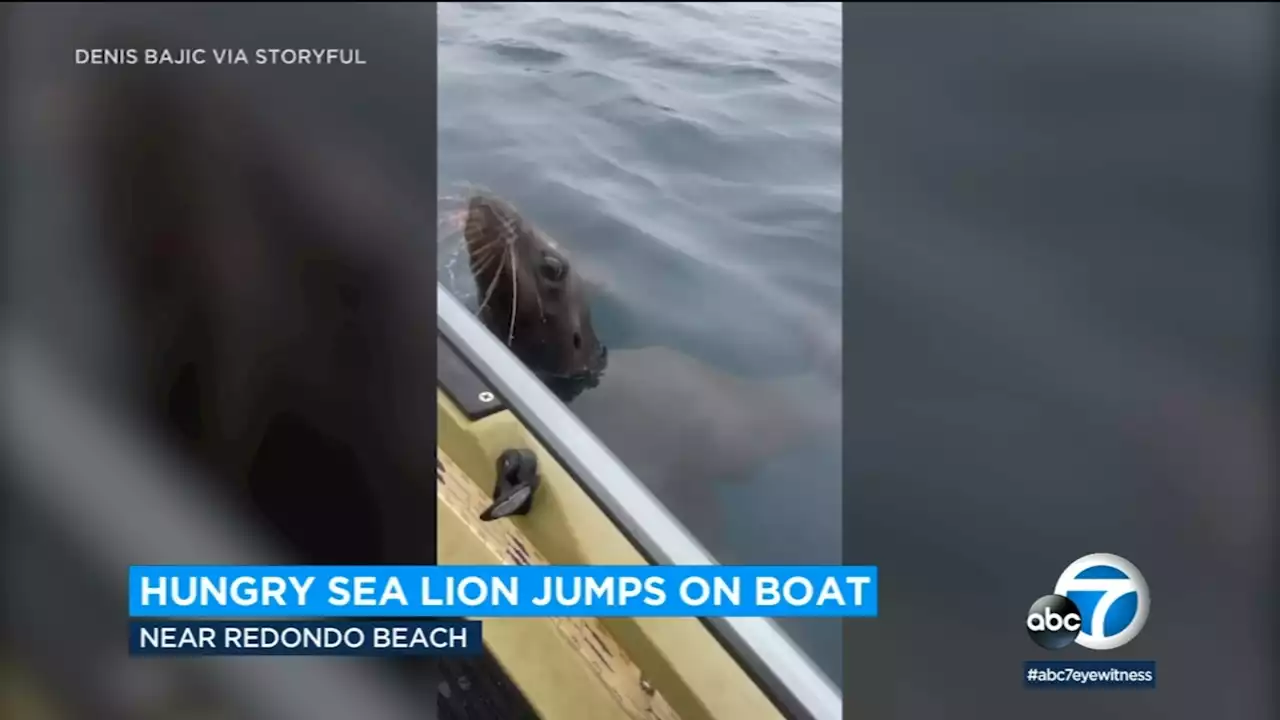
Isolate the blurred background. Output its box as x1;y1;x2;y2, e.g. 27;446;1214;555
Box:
4;4;448;719
843;4;1275;720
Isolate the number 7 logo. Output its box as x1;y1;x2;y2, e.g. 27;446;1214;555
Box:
1054;554;1150;651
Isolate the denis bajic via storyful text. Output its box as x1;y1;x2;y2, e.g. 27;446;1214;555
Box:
76;48;367;66
137;573;874;609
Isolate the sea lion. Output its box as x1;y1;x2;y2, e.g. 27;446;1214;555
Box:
460;192;608;402
453;194;841;535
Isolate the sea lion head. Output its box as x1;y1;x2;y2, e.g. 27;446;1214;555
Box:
463;192;607;401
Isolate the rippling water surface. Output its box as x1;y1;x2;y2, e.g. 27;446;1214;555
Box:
438;2;843;680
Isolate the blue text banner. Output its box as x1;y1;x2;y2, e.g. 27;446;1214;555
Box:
129;565;879;618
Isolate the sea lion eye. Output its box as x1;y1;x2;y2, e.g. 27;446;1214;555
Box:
540;254;566;282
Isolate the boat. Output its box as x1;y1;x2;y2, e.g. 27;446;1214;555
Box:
436;285;843;720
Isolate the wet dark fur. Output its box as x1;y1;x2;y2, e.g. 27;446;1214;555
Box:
85;66;438;566
462;193;607;402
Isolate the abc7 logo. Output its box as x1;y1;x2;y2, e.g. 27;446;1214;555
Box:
1026;595;1083;650
1026;553;1150;651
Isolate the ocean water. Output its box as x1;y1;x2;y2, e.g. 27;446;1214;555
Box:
438;2;844;682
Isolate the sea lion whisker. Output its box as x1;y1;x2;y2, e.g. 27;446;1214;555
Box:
477;249;508;316
470;252;501;281
492;225;514;249
495;211;519;238
467;241;506;270
507;244;519;346
467;244;493;266
468;238;501;260
468;234;504;254
470;250;500;274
